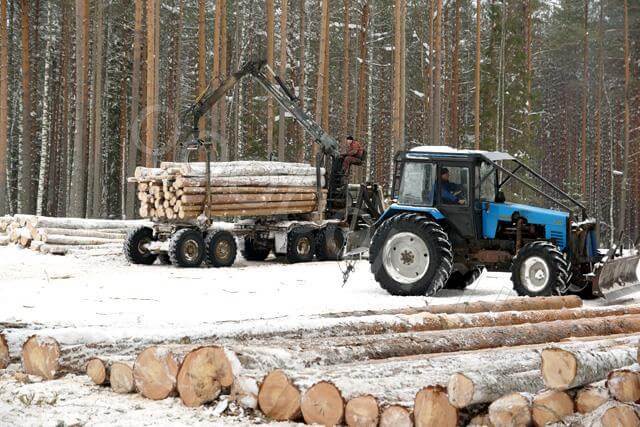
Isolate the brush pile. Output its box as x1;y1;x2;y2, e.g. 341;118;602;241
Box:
129;161;326;220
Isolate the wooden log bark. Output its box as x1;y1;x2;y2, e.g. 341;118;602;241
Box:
0;333;9;369
258;370;302;421
488;393;532;427
180;192;317;205
40;235;122;245
531;389;574;426
541;346;637;390
179;200;317;212
179;186;318;195
379;405;412;427
39;243;122;255
35;228;126;241
607;368;640;403
21;335;61;380
245;315;640;369
176;346;242;407
175;161;323;177
110;362;135;394
413;386;457;427
576;384;610;414
174;175;324;188
568;401;640;426
179;206;316;219
300;381;345;426
345;395;380;427
26;217;150;230
448;370;544;408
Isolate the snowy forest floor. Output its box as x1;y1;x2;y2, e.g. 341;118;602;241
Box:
0;245;638;426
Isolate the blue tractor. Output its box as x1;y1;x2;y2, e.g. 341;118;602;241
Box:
365;146;640;298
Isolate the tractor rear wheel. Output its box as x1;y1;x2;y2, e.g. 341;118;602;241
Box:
124;226;158;265
169;229;206;268
445;267;484;290
369;214;453;296
205;231;237;267
511;241;569;297
241;237;271;261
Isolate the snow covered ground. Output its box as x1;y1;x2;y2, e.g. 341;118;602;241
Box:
0;245;636;426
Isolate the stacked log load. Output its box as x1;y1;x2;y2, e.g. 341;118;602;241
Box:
0;215;149;255
129;161;326;220
6;296;640;426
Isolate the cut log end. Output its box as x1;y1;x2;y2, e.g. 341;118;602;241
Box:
21;335;61;380
176;347;224;407
576;386;610;414
531;389;574;427
541;348;577;389
0;333;9;369
447;373;474;408
345;395;379;427
414;385;458;427
468;414;493;426
301;381;345;426
86;358;109;386
607;369;640;403
110;362;135;394
379;405;412;427
258;370;302;421
488;393;531;427
133;346;180;400
601;404;640;427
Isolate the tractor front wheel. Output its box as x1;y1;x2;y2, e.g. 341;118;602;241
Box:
511;241;569;297
369;214;453;296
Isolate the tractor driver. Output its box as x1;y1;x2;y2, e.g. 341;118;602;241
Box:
440;168;466;205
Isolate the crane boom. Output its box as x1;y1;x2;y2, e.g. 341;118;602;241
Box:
184;59;340;157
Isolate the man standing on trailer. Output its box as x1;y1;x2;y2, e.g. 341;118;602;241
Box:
341;136;365;173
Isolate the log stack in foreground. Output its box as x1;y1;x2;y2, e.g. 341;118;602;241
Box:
130;161;326;220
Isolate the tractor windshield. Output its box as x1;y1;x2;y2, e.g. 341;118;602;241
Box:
397;162;437;206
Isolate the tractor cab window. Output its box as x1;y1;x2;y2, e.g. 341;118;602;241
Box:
476;162;496;202
397;162;437;206
439;166;469;206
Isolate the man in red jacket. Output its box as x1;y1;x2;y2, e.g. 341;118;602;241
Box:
341;136;365;174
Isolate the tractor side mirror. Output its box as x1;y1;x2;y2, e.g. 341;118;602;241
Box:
496;191;506;203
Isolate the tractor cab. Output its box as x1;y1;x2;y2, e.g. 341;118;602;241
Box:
367;146;639;299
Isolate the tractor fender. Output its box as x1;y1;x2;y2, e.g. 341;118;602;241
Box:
374;204;445;228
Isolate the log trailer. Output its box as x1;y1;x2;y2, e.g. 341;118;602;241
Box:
364;146;640;299
124;60;384;267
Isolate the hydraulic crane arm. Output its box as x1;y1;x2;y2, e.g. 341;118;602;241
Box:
184;59;340;158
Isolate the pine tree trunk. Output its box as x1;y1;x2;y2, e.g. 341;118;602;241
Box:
277;0;288;161
432;0;442;145
354;1;369;143
36;1;53;215
295;0;307;163
90;0;104;217
196;0;206;151
474;0;481;149
219;0;228;161
19;0;35;214
619;0;630;235
145;0;159;168
580;0;589;198
340;0;351;140
313;0;330;166
210;0;222;161
266;0;275;158
0;0;7;215
392;0;406;156
69;0;90;217
450;0;461;147
57;1;71;217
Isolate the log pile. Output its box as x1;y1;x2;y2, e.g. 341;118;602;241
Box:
129;161;325;220
0;215;148;255
7;298;640;426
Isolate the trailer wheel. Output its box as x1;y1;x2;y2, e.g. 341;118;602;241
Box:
158;254;171;265
446;267;484;290
169;228;206;268
124;226;158;265
316;225;345;261
286;228;316;263
205;231;237;267
511;241;569;297
369;214;453;296
241;237;271;261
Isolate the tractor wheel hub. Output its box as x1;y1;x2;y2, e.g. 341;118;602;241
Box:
382;232;430;285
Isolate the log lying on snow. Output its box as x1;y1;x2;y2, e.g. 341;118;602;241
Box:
86;358;110;386
301;381;345;426
541;346;637;390
38;235;122;246
34;228;126;241
110;362;135;394
321;295;582;319
21;335;61;380
133;346;185;400
241;314;640;369
0;333;9;369
413;386;457;427
345;395;380;427
379;405;412;427
25;216;149;230
448;370;544;409
258;370;303;421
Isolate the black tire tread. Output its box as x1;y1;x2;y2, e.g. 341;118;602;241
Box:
510;241;569;296
241;237;271;261
369;213;453;296
205;231;237;267
446;267;484;290
123;226;157;265
168;228;205;268
315;225;345;261
286;227;316;263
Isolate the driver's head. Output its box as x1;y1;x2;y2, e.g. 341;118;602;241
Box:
441;168;450;182
346;136;354;142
